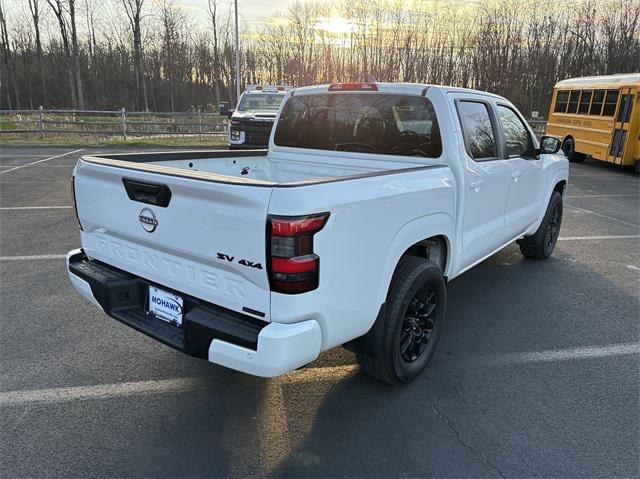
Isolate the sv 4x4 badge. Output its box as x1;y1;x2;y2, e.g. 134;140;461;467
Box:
217;253;263;270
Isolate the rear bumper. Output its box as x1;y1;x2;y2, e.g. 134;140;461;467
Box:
66;249;321;377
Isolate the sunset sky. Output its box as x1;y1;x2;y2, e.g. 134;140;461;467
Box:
178;0;305;26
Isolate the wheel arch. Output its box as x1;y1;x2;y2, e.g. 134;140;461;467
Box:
527;166;568;235
376;213;453;304
345;214;453;357
401;234;449;276
554;179;567;196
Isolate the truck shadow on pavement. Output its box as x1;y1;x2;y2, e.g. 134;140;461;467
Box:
258;244;639;478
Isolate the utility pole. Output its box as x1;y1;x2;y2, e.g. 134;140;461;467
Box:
234;0;240;106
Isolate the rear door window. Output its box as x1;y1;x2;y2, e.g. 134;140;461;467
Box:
274;93;442;158
457;101;497;160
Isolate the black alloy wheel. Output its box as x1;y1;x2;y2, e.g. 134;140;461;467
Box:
400;287;437;363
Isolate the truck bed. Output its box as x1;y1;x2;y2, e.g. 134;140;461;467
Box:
81;149;428;186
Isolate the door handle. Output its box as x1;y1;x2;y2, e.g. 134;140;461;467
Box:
469;178;485;191
511;170;521;182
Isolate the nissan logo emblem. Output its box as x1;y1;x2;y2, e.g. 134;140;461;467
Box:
139;208;158;233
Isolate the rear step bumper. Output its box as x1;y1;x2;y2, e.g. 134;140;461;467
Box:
66;249;322;377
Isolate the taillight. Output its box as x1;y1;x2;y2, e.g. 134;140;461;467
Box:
267;213;329;294
71;175;83;230
328;82;378;92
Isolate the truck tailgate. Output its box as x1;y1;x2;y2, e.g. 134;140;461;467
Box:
73;159;273;320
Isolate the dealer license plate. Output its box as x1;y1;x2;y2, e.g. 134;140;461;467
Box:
148;286;184;326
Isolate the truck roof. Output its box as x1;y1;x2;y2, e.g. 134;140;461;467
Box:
291;82;508;102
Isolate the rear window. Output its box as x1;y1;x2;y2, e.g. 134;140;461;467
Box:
274;93;442;158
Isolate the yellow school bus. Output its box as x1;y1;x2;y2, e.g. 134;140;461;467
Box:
546;73;640;172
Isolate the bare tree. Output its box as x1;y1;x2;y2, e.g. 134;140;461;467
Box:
28;0;46;106
207;0;221;105
68;0;84;108
2;0;639;114
46;0;77;107
121;0;147;110
0;0;19;108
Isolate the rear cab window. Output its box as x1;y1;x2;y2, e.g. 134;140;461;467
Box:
274;93;442;158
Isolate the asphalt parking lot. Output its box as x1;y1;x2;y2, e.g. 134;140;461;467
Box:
1;145;638;478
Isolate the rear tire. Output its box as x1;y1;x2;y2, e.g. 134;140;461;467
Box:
562;137;586;163
356;256;446;385
517;191;563;260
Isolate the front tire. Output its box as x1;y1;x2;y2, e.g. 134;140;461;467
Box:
517;191;563;259
562;137;586;163
356;256;446;385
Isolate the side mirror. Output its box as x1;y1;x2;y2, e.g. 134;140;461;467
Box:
539;135;561;154
227;109;235;119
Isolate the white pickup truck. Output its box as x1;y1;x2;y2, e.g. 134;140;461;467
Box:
67;82;568;384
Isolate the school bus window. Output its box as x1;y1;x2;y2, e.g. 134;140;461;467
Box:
578;90;592;114
602;90;619;117
567;90;580;114
554;90;569;113
589;90;605;115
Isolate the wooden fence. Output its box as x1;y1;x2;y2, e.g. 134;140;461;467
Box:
0;107;228;140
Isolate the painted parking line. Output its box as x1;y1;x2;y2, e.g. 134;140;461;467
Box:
558;234;640;241
565;203;640;229
0;164;75;168
482;343;640;366
0;365;359;408
0;254;66;261
4;164;76;168
0;206;72;210
565;193;640;199
566;194;640;199
0;149;83;176
1;342;636;407
0;377;202;407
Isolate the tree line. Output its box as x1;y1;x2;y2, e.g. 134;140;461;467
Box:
1;0;638;116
